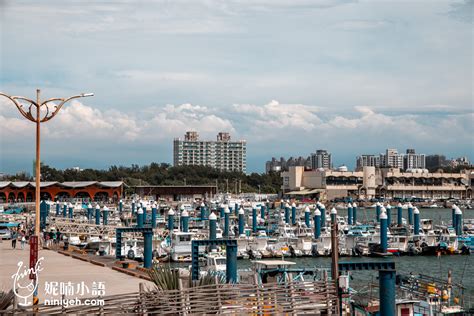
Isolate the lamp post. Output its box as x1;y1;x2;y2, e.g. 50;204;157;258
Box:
0;89;93;304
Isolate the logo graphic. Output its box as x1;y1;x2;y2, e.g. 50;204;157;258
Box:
11;257;44;306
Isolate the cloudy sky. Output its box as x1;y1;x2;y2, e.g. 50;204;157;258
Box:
0;0;473;174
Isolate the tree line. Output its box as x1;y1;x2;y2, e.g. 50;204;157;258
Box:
4;163;283;194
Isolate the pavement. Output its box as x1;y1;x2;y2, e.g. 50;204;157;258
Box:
0;239;153;305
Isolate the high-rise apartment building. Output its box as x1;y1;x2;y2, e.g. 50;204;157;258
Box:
265;156;311;173
173;131;246;173
311;149;332;170
403;149;426;170
382;148;403;169
356;155;381;171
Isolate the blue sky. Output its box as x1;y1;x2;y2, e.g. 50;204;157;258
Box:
0;0;473;174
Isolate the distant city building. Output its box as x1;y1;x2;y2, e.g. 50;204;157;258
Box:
403;149;425;170
265;156;310;173
426;154;448;171
382;148;403;169
356;155;381;171
173;131;247;173
311;149;332;170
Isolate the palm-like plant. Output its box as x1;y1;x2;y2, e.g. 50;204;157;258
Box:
0;290;14;311
148;265;180;291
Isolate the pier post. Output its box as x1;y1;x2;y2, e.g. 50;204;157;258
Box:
63;202;67;217
226;244;238;284
380;209;388;253
291;203;297;225
455;207;462;236
379;269;396;316
285;203;290;224
386;204;392;226
330;208;339;285
87;203;92;222
95;205;101;225
103;205;109;225
151;204;157;229
56;202;60;216
143;205;148;224
143;231;153;269
347;203;353;225
220;204;225;219
252;208;257;233
452;204;457;228
224;206;230;237
376;202;381;222
40;201;47;230
238;207;245;236
352;202;357;224
413;207;420;235
209;212;217;250
168;208;175;232
320;205;326;228
235;203;239;217
408;203;414;225
68;203;73;219
314;209;321;238
137;207;144;228
304;206;310;228
260;205;265;219
181;210;189;232
131;200;136;217
119;200;123;214
397;203;403;226
200;202;206;221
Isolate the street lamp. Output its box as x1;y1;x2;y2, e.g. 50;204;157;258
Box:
0;89;93;304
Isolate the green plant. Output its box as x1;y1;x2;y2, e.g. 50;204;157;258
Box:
148;265;180;291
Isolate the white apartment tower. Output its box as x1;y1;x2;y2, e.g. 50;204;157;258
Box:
173;131;247;173
311;149;332;170
382;148;403;169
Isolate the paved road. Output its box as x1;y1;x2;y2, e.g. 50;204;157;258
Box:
0;239;153;305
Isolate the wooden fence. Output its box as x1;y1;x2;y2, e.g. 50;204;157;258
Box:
4;280;338;315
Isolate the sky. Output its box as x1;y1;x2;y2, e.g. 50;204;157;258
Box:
0;0;473;174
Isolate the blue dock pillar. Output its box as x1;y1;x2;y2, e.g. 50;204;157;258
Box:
347;203;353;225
219;204;225;219
452;204;457;228
137;207;144;228
103;206;109;225
284;203;290;224
413;207;420;235
397;203;403;226
200;203;206;221
68;203;73;219
379;269;396;316
386;204;392;226
352;202;357;224
95;205;101;225
260;205;265;219
182;210;189;232
408;203;414;225
151;204;157;229
380;209;388;253
314;209;321;238
320;205;326;228
56;203;60;216
304;206;311;228
143;231;153;269
209;212;217;250
376;202;381;222
63;202;67;217
234;203;239;217
168;209;175;232
238;208;245;236
455;208;462;236
119;200;123;214
291;203;296;225
131;200;136;216
40;201;47;229
226;244;238;283
87;203;93;222
224;206;230;237
252;208;257;233
330;208;337;224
